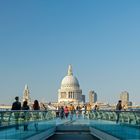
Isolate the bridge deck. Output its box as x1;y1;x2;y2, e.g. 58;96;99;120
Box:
0;118;139;140
47;133;99;140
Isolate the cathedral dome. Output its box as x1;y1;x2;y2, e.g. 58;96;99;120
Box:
61;75;79;88
58;65;83;104
61;65;79;88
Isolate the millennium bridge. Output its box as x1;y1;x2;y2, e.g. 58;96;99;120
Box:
0;110;140;140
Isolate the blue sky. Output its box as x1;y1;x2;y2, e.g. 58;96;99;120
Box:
0;0;140;105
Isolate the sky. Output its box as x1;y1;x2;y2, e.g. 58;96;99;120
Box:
0;0;140;105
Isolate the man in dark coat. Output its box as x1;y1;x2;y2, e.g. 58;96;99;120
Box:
11;96;21;130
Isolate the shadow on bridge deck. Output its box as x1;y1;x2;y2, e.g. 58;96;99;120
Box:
47;133;99;140
47;119;100;140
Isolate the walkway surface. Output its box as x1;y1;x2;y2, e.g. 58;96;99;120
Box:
47;133;99;140
0;117;140;140
48;118;99;140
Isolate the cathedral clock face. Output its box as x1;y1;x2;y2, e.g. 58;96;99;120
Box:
61;92;66;98
25;91;28;96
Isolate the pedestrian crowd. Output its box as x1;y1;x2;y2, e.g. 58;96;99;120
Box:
11;96;125;131
11;96;42;131
55;103;95;120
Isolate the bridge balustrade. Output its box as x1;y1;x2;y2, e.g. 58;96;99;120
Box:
0;110;140;140
0;110;56;139
90;110;140;125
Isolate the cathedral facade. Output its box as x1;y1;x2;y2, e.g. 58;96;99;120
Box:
58;65;84;104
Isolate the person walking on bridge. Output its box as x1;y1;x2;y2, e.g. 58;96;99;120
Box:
33;100;40;131
11;96;21;130
69;104;75;121
64;106;69;119
22;101;30;131
116;100;122;123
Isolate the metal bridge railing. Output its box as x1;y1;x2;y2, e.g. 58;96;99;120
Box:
89;110;140;125
88;110;140;140
0;110;140;139
0;110;56;139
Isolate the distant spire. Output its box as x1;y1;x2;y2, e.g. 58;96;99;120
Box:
23;84;31;104
25;84;28;90
68;65;73;76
